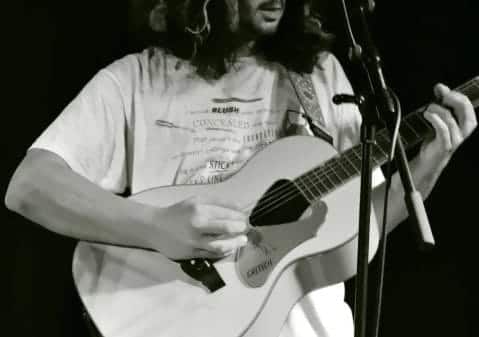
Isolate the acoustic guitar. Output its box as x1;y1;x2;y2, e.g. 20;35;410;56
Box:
73;77;479;337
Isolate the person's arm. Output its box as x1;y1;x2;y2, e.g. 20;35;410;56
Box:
372;84;477;233
5;149;248;260
5;148;157;249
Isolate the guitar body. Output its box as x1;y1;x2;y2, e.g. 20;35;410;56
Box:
73;135;380;337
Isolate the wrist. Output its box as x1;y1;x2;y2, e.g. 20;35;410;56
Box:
129;201;164;251
138;203;178;253
411;152;446;198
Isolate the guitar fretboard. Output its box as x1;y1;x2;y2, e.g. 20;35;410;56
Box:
294;76;479;202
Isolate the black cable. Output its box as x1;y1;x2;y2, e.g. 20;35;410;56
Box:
371;89;402;337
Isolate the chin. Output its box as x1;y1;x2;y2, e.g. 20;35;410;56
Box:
252;20;281;36
260;24;280;35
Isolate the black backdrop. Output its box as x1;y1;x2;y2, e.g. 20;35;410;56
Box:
4;1;478;336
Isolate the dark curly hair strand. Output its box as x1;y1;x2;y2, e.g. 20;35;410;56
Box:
149;0;334;79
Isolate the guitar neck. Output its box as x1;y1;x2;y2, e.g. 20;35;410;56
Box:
294;76;479;201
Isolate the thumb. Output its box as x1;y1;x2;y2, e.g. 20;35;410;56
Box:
433;83;451;103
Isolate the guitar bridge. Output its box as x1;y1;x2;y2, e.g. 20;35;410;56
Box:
179;258;225;292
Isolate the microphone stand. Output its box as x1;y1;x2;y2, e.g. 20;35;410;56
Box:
335;1;435;337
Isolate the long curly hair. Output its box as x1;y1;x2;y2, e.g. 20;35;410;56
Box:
146;0;334;79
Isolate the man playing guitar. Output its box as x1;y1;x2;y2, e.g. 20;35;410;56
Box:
5;1;476;336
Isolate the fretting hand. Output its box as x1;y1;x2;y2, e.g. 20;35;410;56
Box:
416;83;477;191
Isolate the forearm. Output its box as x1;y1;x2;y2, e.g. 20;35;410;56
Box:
5;149;156;250
372;153;443;234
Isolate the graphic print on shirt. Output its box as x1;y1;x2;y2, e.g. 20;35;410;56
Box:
145;58;308;188
155;93;286;185
155;119;196;133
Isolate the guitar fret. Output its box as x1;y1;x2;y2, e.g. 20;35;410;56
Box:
295;176;315;202
400;120;420;146
304;171;323;199
376;131;391;153
327;167;340;185
335;158;352;180
404;115;421;139
318;175;331;193
411;113;433;136
343;153;360;174
302;176;318;201
320;169;335;191
462;85;476;97
472;79;479;94
400;133;409;147
371;144;386;164
352;147;362;159
314;166;331;193
404;116;423;138
349;148;362;168
374;139;388;157
458;78;478;95
403;118;420;137
365;148;379;165
466;83;477;94
459;79;479;107
326;161;343;185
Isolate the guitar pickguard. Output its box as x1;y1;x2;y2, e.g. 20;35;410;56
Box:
237;180;325;288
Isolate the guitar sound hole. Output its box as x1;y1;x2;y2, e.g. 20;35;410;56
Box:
249;179;310;227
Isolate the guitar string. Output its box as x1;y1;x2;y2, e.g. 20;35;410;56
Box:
241;80;477;221
249;110;439;221
247;151;370;222
242;125;400;216
457;79;478;92
244;121;411;220
244;126;403;220
455;79;477;92
244;98;454;220
245;166;347;222
248;150;378;222
247;139;404;222
248;153;368;221
244;113;434;221
245;79;478;218
246;122;432;223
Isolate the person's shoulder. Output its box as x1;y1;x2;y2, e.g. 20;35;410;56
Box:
102;47;173;84
102;47;160;75
313;51;352;91
314;51;345;75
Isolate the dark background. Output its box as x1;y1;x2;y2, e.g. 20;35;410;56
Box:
3;1;478;336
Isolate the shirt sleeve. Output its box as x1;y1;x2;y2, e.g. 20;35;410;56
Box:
30;69;128;193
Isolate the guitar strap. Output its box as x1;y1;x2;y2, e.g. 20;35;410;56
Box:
286;70;334;146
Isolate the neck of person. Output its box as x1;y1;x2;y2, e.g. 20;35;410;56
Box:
235;41;256;58
232;29;261;58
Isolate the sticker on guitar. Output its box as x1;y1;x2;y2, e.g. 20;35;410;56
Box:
236;228;278;286
236;201;328;288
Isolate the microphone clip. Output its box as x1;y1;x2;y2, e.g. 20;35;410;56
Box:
332;93;365;107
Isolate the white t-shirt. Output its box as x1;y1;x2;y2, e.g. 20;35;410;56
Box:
31;48;364;337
